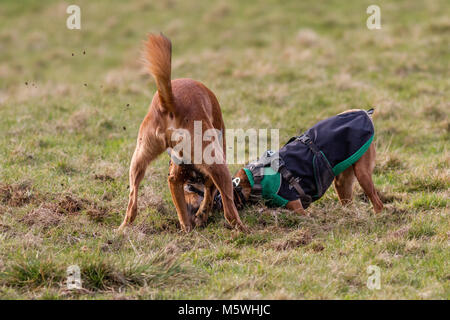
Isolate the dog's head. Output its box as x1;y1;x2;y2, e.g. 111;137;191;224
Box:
184;183;206;216
183;168;253;214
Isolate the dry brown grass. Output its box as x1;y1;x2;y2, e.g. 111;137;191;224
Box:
271;229;313;250
0;182;37;207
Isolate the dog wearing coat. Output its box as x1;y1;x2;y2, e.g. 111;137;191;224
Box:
183;109;384;219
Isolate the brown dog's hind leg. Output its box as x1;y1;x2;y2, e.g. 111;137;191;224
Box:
353;144;384;213
119;145;156;231
334;166;356;206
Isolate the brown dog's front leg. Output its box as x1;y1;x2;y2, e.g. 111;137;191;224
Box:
286;200;308;216
334;166;356;206
168;164;194;232
202;164;248;232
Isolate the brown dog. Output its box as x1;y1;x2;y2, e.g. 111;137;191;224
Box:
183;109;384;219
118;33;246;232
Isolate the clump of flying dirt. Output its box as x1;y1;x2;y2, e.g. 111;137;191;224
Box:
271;229;313;251
0;182;38;207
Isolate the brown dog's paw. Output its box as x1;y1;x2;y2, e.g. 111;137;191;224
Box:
194;213;208;228
116;222;128;233
236;222;250;234
180;222;194;232
374;203;384;214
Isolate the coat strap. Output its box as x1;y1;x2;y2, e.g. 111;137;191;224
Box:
297;134;334;176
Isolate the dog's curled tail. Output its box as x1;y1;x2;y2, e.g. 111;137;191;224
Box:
143;33;174;113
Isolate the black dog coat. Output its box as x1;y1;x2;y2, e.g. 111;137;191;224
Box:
243;110;375;208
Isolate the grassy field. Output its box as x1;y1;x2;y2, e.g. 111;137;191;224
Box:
0;0;449;299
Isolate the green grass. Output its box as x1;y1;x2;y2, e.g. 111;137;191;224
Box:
1;256;63;289
0;0;449;299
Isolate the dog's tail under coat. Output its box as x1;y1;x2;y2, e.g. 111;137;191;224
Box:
143;33;175;113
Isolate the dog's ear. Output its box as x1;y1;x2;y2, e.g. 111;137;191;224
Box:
234;169;252;199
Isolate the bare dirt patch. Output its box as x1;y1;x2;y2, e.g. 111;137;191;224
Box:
271;229;313;251
0;182;38;207
93;174;115;182
57;194;88;214
86;206;109;222
21;205;65;228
